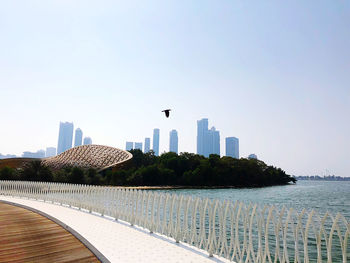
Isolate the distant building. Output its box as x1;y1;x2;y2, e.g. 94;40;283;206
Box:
83;137;92;145
74;128;83;147
208;127;220;156
22;150;45;158
225;137;239;158
0;154;17;159
169;130;178;154
197;119;220;157
153;128;160;156
144;138;150;153
248;154;257;160
57;122;74;154
134;142;143;151
45;147;56;157
197;118;208;156
126;142;133;151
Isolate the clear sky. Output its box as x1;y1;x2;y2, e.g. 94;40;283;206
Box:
0;1;349;176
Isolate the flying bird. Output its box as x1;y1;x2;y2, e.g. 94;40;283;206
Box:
162;109;171;118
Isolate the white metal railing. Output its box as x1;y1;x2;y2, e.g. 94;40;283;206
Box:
0;180;348;263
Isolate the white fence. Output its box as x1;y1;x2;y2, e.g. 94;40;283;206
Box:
0;180;348;263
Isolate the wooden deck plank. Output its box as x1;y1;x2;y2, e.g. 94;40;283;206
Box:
0;202;100;263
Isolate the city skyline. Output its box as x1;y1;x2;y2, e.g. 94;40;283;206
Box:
0;1;349;176
125;122;242;158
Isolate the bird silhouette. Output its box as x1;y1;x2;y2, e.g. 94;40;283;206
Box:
162;109;171;118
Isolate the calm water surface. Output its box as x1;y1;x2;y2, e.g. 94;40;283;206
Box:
156;180;350;218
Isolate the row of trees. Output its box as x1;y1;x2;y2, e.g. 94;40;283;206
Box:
0;161;102;185
0;150;296;187
111;150;296;187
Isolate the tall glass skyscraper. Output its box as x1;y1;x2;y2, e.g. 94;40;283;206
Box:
74;128;83;147
83;137;92;145
57;122;74;154
197;119;220;157
197;118;208;156
153;128;160;156
144;138;150;153
134;142;143;151
208;127;220;156
225;137;239;158
126;141;133;151
169;130;178;154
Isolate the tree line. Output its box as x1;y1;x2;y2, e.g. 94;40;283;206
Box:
0;150;296;187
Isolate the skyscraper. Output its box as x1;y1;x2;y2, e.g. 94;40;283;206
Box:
169;129;178;154
57;122;74;154
45;147;56;157
144;138;150;153
197;118;208;156
74;128;83;147
225;137;239;158
126;141;133;151
83;137;92;145
134;142;143;151
209;127;220;156
153;128;160;156
197;119;220;157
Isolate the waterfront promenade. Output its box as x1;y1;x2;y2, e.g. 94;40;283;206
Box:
0;196;231;263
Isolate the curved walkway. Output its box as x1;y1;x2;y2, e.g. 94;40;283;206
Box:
0;201;100;263
0;196;231;263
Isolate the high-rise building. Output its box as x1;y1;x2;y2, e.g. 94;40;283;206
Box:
126;141;133;151
74;128;83;147
57;122;74;154
248;154;258;160
134;142;143;151
208;127;220;156
83;137;92;145
197;119;220;157
144;138;150;153
153;128;160;156
197;118;208;156
46;147;56;157
169;130;178;154
225;137;239;158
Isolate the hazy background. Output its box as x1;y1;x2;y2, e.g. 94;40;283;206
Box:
1;1;349;176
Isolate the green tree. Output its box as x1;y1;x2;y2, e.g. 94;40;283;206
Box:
86;168;101;185
20;161;53;182
67;167;86;184
0;167;18;180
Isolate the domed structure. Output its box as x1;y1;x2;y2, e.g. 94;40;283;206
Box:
42;145;132;171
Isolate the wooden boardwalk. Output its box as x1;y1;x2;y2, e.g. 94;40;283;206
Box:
0;202;100;263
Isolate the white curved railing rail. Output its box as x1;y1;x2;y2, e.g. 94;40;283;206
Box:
0;181;348;263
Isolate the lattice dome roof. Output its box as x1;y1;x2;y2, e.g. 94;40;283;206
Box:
42;145;132;171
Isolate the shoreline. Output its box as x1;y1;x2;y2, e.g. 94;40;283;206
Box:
111;183;295;190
